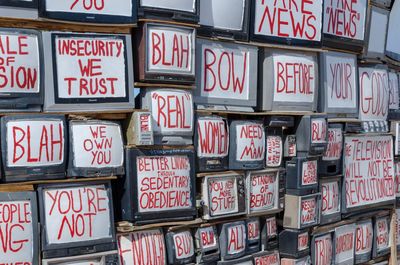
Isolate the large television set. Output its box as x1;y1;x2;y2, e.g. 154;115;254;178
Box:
194;226;220;264
0;191;39;265
319;176;341;225
140;89;193;145
42;251;118;265
198;0;250;41
137;0;199;23
372;214;391;258
386;0;400;62
318;52;358;118
194;39;258;112
218;220;247;260
195;115;229;172
39;0;136;24
355;219;373;264
258;49;318;112
42;31;135;113
283;193;320;229
229;120;265;170
333;224;356;265
250;0;323;46
322;0;367;52
1;114;67;182
0;29;43;112
319;123;343;176
37;181;116;259
68;120;124;177
165;229;195;265
135;22;195;84
311;232;333;265
0;0;38;19
285;156;319;195
279;229;310;259
246;217;260;254
253;250;280;265
261;215;278;251
119;147;196;224
295;115;328;156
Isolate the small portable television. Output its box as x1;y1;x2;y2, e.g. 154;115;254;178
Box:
388;70;400;119
246;169;280;215
119;147;196;224
37;181;116;259
246;217;261;254
195;115;229;172
386;0;400;61
198;0;250;41
372;214;391;258
200;171;246;220
137;0;199;23
319;176;341;225
1;114;67;182
39;0;137;24
355;219;373;264
217;255;253;265
318;52;359;118
261;216;278;251
252;250;280;265
333;224;356;265
322;0;367;51
42;31;135;113
68;120;124;177
42;251;119;265
229;120;265;170
285;156;319;195
195;226;220;264
140;89;194;145
0;191;39;265
165;230;196;265
135;22;195;84
125;111;154;146
283;193;321;229
194;38;258;112
295;115;328;156
218;220;247;260
250;0;323;46
279;229;310;258
118;229;166;265
258;49;319;112
311;231;333;265
0;0;38;19
319;123;343;176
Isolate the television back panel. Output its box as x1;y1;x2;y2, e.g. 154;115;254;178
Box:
283;193;321;229
252;250;280;265
250;0;323;46
0;0;38;19
165;230;196;265
194;38;258;112
258;49;318;112
261;216;278;251
285;156;319;195
355;219;373;264
311;232;333;265
39;0;136;24
319;177;341;225
194;226;220;264
265;131;283;168
279;229;310;259
246;217;261;254
333;224;356;265
218;221;247;260
137;0;199;23
295;115;328;156
319;123;343;176
42;250;119;265
42;31;135;113
68;120;124;177
372;215;391;258
386;0;400;61
1;114;67;182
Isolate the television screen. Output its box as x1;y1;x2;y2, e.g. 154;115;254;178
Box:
38;181;116;259
319;123;343;176
218;220;247;260
118;229;166;265
0;1;38;19
201;172;246;220
195;115;229;172
120;147;196;224
322;0;367;51
246;169;279;215
246;217;260;254
136;23;195;84
318;52;358;117
372;215;390;258
311;232;333;265
194;39;258;112
355;219;373;264
253;250;280;265
198;0;249;41
1;114;67;182
0;29;43;112
261;216;278;251
194;226;220;264
319;177;341;225
259;49;318;112
42;31;135;112
251;0;323;46
229;120;265;170
0;192;39;265
165;230;195;264
137;0;199;22
68;120;124;177
389;71;399;111
279;229;310;258
342;134;395;213
295;115;328;156
334;224;356;265
362;6;389;60
386;0;400;61
39;0;136;24
42;250;118;265
283;193;320;229
285;156;318;195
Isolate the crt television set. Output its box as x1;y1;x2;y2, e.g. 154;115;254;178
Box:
253;250;280;265
279;229;310;258
295;115;328;156
38;181;116;259
194;38;258;112
319;176;341;225
311;232;333;265
285;156;319;195
355;218;373;264
42;31;135;113
333;224;356;265
246;217;261;254
119;147;196;224
372;214;391;258
386;0;400;62
42;251;119;265
137;0;199;23
165;230;196;265
1;114;67;182
125;111;154;146
261;215;278;251
218;220;247;260
68;120;124;177
0;0;38;19
283;193;321;229
195;226;220;264
319;123;343;176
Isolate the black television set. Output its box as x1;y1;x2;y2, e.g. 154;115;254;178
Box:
279;229;310;258
218;220;247;260
42;250;119;265
285;156;319;195
385;0;400;62
42;31;135;113
0;0;38;18
119;147;196;224
246;217;261;254
165;229;196;265
253;250;280;265
0;191;39;265
261;215;278;251
372;214;391;258
137;0;199;23
355;219;373;264
311;231;333;265
333;224;356;265
1;114;67;182
319;176;341;225
39;0;136;24
68;120;124;177
295;115;328;156
37;180;116;259
194;226;220;264
283;193;321;229
319;123;343;176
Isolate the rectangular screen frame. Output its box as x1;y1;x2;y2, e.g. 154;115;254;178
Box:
137;0;199;23
319;176;342;225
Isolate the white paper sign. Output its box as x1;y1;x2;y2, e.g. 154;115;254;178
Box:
55;36;126;99
208;176;239;216
249;172;278;213
72;123;123;168
323;128;343;161
118;229;166;265
313;233;332;265
266;136;282;167
376;217;389;251
197;118;229;158
298;232;309;251
323;0;367;40
7;120;64;167
149;90;193;134
254;0;322;41
301;160;318;186
254;252;280;265
44;185;112;244
236;123;265;161
273;54;316;103
344;135;395;209
311;118;327;144
389;72;399;110
335;224;356;264
359;67;389;121
200;0;245;30
0;201;33;264
136;155;192;213
247;220;260;240
140;0;196;12
321;180;340;216
301;197;317;225
0;33;40;94
226;223;246;255
355;221;373;255
266;217;277;237
173;231;194;260
198;226;217;250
